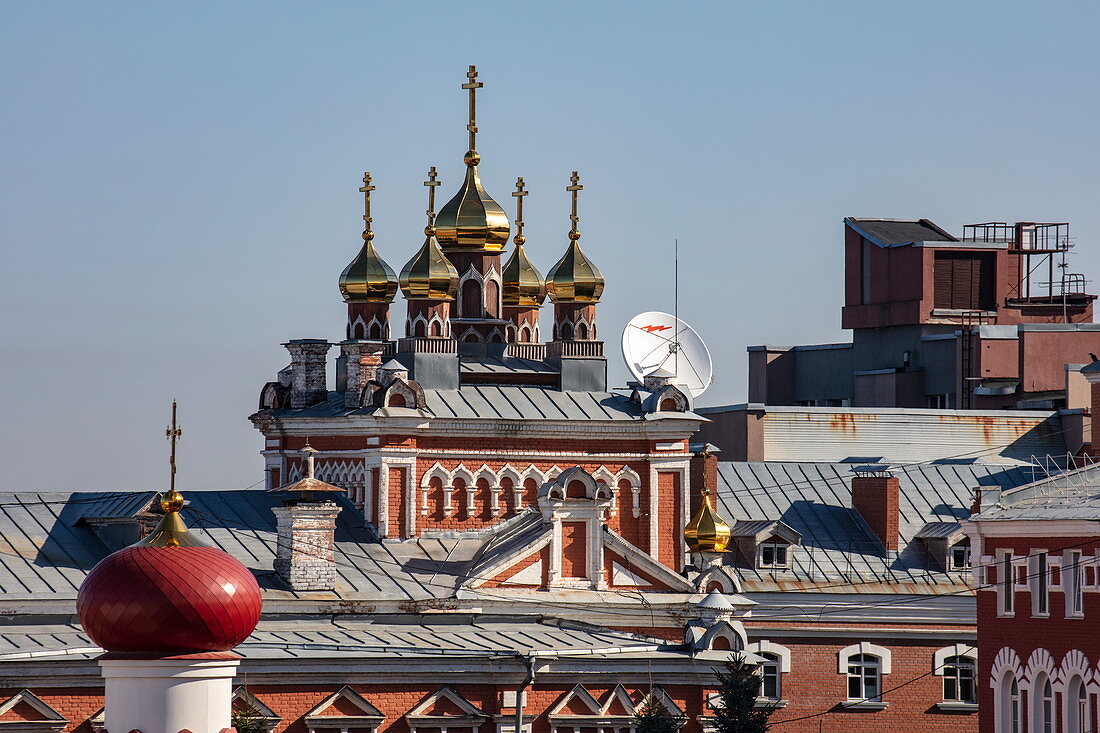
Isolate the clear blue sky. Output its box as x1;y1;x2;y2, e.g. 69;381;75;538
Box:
3;1;1099;491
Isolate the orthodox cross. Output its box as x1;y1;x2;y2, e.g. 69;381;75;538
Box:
512;177;528;243
424;166;441;231
359;172;375;241
462;65;483;153
165;400;182;494
566;171;583;236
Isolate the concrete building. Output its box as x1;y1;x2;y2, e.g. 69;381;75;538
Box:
750;218;1100;410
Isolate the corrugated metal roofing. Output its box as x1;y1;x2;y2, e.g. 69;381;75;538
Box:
757;408;1064;464
713;461;1034;593
459;358;556;375
849;218;957;246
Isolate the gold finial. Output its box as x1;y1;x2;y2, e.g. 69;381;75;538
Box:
462;65;483;166
138;401;206;548
566;171;583;241
684;447;731;553
512;177;528;246
359;172;375;242
424;166;441;235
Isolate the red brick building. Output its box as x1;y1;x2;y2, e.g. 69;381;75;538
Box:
966;362;1100;733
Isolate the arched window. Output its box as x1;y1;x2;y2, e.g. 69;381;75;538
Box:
369;322;383;339
414;320;427;338
1068;676;1088;733
519;325;531;343
461;280;481;318
387;393;407;408
561;322;573;340
660;397;678;411
846;654;881;701
430;320;442;337
759;652;782;701
463;332;480;342
942;656;975;704
489;331;503;344
566;480;587;499
1032;675;1053;733
576;322;588;340
484;280;500;318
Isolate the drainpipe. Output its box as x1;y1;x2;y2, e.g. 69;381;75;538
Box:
514;656;536;733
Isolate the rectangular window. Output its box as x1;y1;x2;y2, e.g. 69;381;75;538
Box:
759;653;781;700
1002;553;1014;615
861;238;872;306
759;542;789;569
847;655;881;701
1035;552;1049;616
943;657;976;703
950;543;971;570
926;394;949;409
1067;551;1084;617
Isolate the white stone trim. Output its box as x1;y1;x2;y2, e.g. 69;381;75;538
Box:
933;644;977;674
837;642;892;674
748;641;791;673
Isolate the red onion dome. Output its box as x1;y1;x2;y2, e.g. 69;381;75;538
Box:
77;490;262;654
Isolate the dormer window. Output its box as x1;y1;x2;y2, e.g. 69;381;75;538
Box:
759;541;790;569
950;540;971;571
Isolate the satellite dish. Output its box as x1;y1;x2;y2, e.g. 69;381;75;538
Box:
621;311;713;398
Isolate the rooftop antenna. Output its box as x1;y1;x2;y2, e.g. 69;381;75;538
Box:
165;400;183;495
674;238;679;378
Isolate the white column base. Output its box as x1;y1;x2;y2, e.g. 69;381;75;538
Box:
100;653;239;733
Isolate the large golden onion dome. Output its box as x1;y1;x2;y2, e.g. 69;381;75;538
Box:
684;489;732;553
434;153;510;251
400;234;459;300
339;239;398;303
546;236;605;303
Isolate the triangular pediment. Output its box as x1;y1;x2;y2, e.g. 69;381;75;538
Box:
407;687;486;723
0;691;66;732
599;685;636;717
305;686;384;724
602;530;694;592
549;685;602;718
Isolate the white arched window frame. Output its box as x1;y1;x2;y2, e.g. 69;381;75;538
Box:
933;644;978;706
1031;673;1054;733
838;643;891;706
748;641;791;703
991;647;1023;733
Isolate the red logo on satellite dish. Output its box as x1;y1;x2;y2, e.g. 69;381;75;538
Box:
642;324;672;333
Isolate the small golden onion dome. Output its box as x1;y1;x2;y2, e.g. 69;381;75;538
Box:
339;239;398;303
502;242;546;307
545;237;605;303
684;491;732;553
434;162;510;252
400;234;459;300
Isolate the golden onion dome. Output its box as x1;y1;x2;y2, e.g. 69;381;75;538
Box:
502;241;545;307
684;490;732;553
339;238;398;303
545;235;605;303
434;153;510;251
400;233;459;300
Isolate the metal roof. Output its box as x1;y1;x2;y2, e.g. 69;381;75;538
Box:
712;461;1035;593
0;615;672;662
914;522;965;541
275;387;648;421
975;463;1100;520
459;357;556;375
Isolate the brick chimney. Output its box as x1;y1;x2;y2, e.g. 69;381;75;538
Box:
340;340;386;409
284;339;332;409
851;468;899;551
272;447;341;591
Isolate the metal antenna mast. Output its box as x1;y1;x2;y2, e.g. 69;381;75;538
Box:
674;238;680;378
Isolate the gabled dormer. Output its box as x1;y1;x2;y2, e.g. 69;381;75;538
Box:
914;522;970;572
728;520;802;570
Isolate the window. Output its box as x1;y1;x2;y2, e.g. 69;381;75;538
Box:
1007;677;1020;733
1067;551;1084;617
926;394;949;409
759;542;790;569
950;541;971;571
1032;676;1053;733
1069;677;1088;733
759;652;781;700
1001;552;1014;615
942;656;976;704
1034;552;1049;616
847;654;881;701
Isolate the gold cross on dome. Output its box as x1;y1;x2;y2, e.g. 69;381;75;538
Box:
566;171;583;231
165;400;183;493
359;172;375;235
424;166;441;225
461;65;483;151
512;177;528;239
